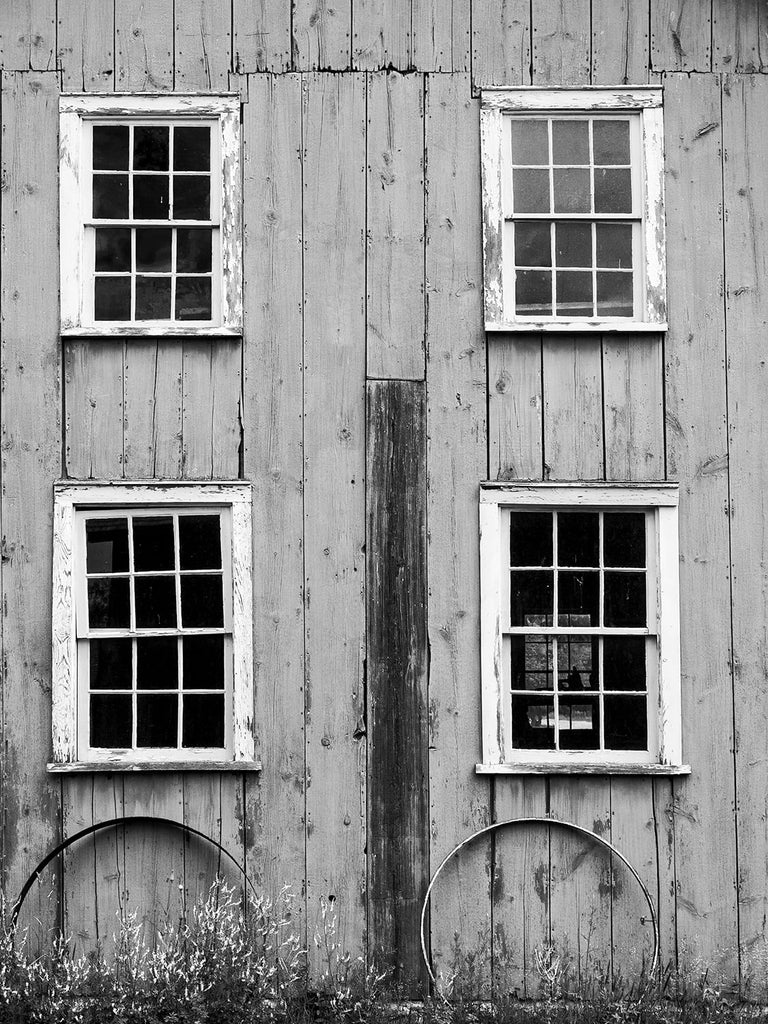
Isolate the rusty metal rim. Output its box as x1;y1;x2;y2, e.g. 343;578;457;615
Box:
419;816;659;994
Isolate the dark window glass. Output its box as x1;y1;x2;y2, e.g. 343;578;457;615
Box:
137;694;178;746
90;694;132;747
509;511;552;567
136;636;178;690
181;576;224;628
556;270;593;316
95;277;131;320
558;511;599;566
174;176;210;220
183;694;224;747
516;269;552;316
176;228;212;273
512;695;555;749
509;570;553;627
557;635;598;691
133;517;175;571
133;126;169;171
593;120;630;165
135;277;171;320
510;119;549;165
512;168;550;213
179;516;221;570
514;222;551;268
86;518;129;573
95;228;132;272
175;277;212;321
93;125;129;170
553;168;590;213
183;635;225;689
133;175;169;219
604;694;647;749
135;576;177;628
90;638;132;690
596;223;632;269
596;271;633;317
604;572;646;627
552;120;589;165
558;571;599;627
136;228;172;272
559;696;600;749
88;578;131;629
510;634;553;691
604;636;647;691
594;167;632;214
174;127;211;171
555;222;592;268
604;512;645;567
93;175;129;218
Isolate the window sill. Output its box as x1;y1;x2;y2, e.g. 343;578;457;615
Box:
476;762;691;776
61;326;243;339
48;760;262;773
485;321;667;334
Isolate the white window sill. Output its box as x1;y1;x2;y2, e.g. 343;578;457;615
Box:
476;762;691;776
485;321;667;334
48;760;262;773
61;325;243;339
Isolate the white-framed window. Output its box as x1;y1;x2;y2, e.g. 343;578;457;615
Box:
481;88;666;333
478;483;688;774
50;482;257;771
59;94;242;336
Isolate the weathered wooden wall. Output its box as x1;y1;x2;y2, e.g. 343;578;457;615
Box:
1;0;767;998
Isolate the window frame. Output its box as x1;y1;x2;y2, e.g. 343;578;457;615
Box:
50;482;257;771
59;94;242;337
478;482;688;775
481;87;667;334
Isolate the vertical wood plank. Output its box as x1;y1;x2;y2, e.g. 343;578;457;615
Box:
712;0;768;72
663;71;737;986
425;72;491;995
591;0;651;85
241;73;306;940
651;0;711;73
412;0;471;71
531;0;590;86
472;0;531;88
174;0;231;89
1;71;61;954
183;774;244;909
292;0;351;70
57;0;115;91
115;0;174;90
602;337;664;483
181;340;241;480
232;0;291;72
123;342;183;480
488;335;543;482
0;0;56;71
366;72;425;381
352;0;412;69
542;338;603;482
302;72;367;968
65;342;125;480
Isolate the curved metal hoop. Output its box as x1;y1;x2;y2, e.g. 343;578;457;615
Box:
419;816;659;991
11;815;257;933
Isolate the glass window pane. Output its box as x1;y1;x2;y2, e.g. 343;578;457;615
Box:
181;576;224;628
133;516;175;571
510;119;549;165
593;120;630;165
604;694;647;750
514;222;551;267
557;635;598;691
90;638;132;690
176;228;212;273
93;175;129;219
88;578;130;629
174;127;211;171
558;511;599;566
509;570;553;627
133;175;169;219
604;636;647;691
174;176;210;220
596;223;632;269
512;168;550;213
137;694;178;747
510;635;553;691
86;518;129;573
604;512;645;567
559;696;600;749
135;277;171;320
90;694;132;747
558;571;599;627
552;120;589;165
516;269;552;316
553;168;590;213
555;222;592;268
556;271;593;317
136;228;172;272
95;277;132;321
133;126;169;171
604;572;646;627
512;695;555;749
183;694;224;747
596;271;633;318
95;228;132;272
136;636;178;690
594;168;632;214
135;576;177;628
93;125;129;171
509;510;552;567
179;515;222;570
183;635;225;689
175;278;212;321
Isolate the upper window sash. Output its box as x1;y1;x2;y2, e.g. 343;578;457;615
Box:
481;87;667;334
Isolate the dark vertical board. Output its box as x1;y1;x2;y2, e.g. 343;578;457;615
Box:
412;0;471;70
472;0;531;88
353;0;412;68
663;72;737;985
232;0;291;71
531;0;590;86
0;1;56;70
58;0;114;90
65;342;125;479
488;335;542;482
425;72;491;996
366;72;425;381
181;340;241;480
115;0;174;90
1;71;61;954
302;72;367;969
241;73;306;939
592;0;650;85
712;0;768;72
292;0;351;69
366;380;428;987
651;0;711;72
174;0;231;88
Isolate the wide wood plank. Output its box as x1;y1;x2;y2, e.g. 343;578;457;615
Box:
65;342;125;479
542;338;603;482
232;0;291;71
181;340;241;479
0;0;55;70
531;0;590;86
366;72;425;380
592;0;650;85
115;0;174;90
183;774;244;909
602;336;664;482
174;0;231;88
58;0;114;90
292;0;351;70
651;0;711;72
712;0;768;72
302;72;367;969
123;342;183;479
472;0;530;88
412;0;471;71
488;334;543;482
